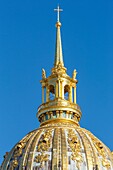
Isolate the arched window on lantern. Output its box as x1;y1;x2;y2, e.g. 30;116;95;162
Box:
44;87;46;103
64;85;69;100
49;85;55;100
72;87;74;103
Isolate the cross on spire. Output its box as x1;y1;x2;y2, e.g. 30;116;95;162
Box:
54;5;63;22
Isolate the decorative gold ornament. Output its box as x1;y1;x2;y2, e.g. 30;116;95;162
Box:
37;130;52;152
34;153;49;168
42;68;46;79
8;132;33;169
68;129;83;169
9;159;18;170
13;142;25;157
72;69;77;80
34;130;52;168
86;130;111;169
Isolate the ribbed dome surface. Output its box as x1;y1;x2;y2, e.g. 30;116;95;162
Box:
1;122;113;170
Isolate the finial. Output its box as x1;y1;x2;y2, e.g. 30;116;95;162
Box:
53;4;64;68
72;69;77;80
42;69;46;79
54;5;63;23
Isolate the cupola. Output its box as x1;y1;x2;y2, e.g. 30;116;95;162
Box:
37;5;81;127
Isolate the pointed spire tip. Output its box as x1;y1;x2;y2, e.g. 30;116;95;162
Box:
54;5;64;68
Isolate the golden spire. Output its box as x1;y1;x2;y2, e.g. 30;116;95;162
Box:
54;5;64;67
37;5;81;127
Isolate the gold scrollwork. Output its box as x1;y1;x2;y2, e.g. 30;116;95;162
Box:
67;129;83;169
9;133;33;169
95;141;110;168
41;122;76;128
13;142;26;157
52;63;66;75
86;131;111;169
34;153;49;168
34;130;52;167
9;159;18;170
37;130;52;152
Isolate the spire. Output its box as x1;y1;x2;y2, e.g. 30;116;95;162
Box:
37;6;81;127
54;5;64;67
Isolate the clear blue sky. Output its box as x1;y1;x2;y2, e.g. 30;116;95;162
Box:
0;0;113;164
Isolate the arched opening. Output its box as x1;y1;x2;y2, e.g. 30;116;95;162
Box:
72;87;74;103
64;85;69;100
44;87;46;103
49;85;55;100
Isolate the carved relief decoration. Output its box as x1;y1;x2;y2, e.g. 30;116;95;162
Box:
8;159;18;170
72;69;77;80
8;132;33;170
42;68;46;79
67;129;83;169
52;63;66;75
34;130;53;168
86;130;111;169
34;153;49;168
41;122;76;128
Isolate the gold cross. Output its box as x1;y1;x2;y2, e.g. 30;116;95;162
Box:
54;5;63;22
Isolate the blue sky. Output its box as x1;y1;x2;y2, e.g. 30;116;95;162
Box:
0;0;113;164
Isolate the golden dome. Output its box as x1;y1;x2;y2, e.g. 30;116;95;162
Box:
1;5;113;170
1;123;113;169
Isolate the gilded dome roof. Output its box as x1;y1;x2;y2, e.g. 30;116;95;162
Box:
1;122;113;170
